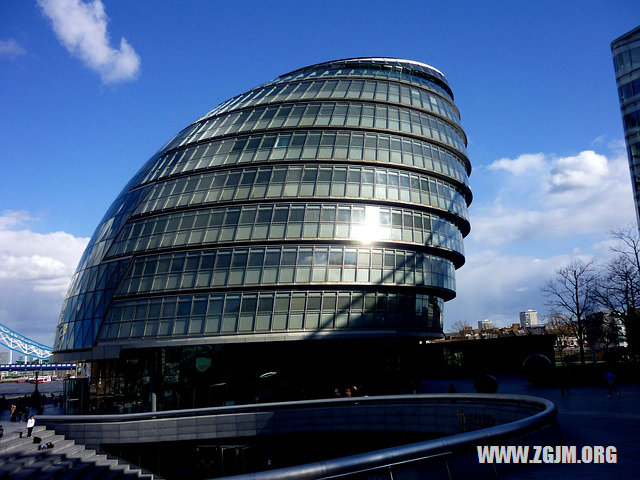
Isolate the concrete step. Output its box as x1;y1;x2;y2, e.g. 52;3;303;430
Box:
0;460;34;478
78;465;117;480
57;443;86;459
38;459;81;479
52;461;96;480
0;434;71;455
67;448;151;476
0;429;31;449
0;427;64;451
0;453;64;480
0;439;45;455
0;424;157;480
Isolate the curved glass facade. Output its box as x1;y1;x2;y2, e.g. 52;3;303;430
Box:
612;26;640;225
53;58;471;359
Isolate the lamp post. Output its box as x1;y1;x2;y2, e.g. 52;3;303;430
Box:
31;370;43;414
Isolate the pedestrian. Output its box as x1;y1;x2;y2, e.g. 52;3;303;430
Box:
26;416;35;438
605;371;620;397
558;369;570;397
10;404;16;422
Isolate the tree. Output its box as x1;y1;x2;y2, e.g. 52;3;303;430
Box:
545;313;577;364
594;227;640;360
450;319;472;337
540;260;597;366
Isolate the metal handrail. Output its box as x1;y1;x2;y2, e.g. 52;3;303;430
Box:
38;393;551;424
208;394;556;480
319;452;453;479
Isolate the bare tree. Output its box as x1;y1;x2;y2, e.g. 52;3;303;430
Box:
450;319;472;336
540;260;597;366
545;313;576;364
594;227;640;360
610;226;640;275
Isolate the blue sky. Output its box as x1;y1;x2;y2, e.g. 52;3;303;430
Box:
0;0;639;345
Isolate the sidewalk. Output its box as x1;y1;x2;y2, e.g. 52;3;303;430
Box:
0;401;65;441
423;375;640;479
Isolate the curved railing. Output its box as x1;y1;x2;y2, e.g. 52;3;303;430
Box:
215;394;556;480
39;394;557;480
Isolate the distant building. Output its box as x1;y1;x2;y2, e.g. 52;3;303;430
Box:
611;25;640;225
0;351;10;364
520;310;538;328
478;319;493;330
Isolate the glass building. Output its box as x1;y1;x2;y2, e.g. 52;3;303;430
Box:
53;58;472;412
612;26;640;225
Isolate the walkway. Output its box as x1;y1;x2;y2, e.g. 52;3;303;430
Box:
424;376;640;479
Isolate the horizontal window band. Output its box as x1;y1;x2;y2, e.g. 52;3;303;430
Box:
106;238;465;269
160;124;470;173
113;248;455;300
183;110;466;160
198;96;466;145
113;283;456;302
204;74;460;126
137;158;472;204
95;287;446;347
127;197;471;236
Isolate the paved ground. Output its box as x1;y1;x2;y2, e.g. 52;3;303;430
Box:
0;401;64;438
424;376;640;479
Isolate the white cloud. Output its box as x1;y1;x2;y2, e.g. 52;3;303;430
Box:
38;0;140;84
472;148;634;245
548;150;609;192
0;211;88;346
0;210;32;229
488;153;545;175
445;143;635;329
0;38;26;58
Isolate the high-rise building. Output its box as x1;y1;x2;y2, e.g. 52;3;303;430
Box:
612;26;640;225
478;319;493;330
52;58;472;412
520;309;538;328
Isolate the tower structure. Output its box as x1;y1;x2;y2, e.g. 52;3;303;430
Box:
612;26;640;225
53;58;472;412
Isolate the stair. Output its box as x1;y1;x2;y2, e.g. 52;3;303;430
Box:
0;425;159;479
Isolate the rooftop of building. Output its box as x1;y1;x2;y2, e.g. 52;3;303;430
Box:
611;24;640;49
276;57;453;97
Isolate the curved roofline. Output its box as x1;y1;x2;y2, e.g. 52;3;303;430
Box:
316;57;446;77
276;57;454;98
611;25;640;49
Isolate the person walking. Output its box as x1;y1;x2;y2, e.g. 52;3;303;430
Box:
606;371;621;397
26;416;35;438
